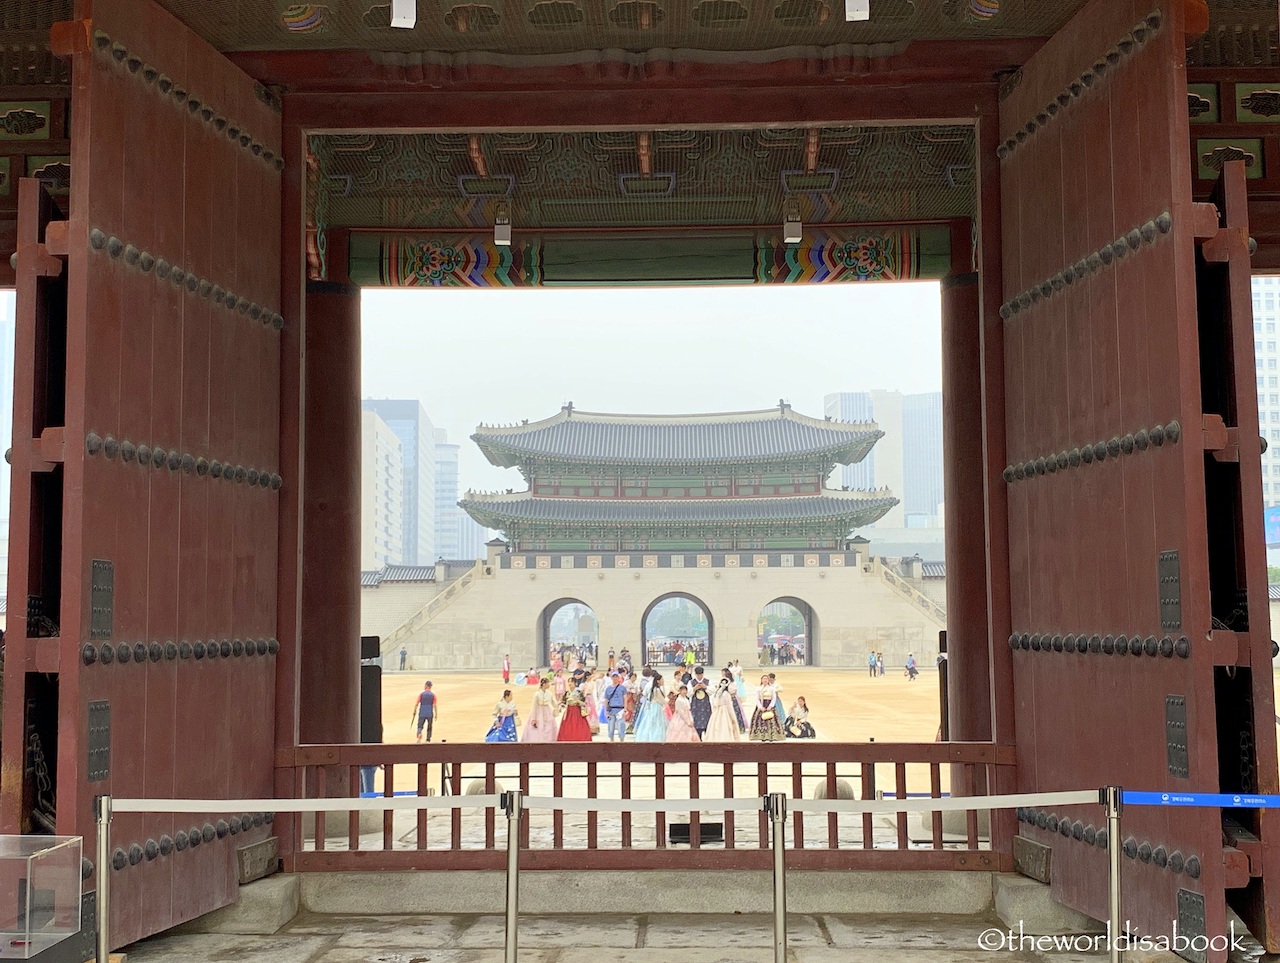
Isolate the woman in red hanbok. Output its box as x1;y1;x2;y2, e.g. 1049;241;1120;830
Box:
556;686;594;742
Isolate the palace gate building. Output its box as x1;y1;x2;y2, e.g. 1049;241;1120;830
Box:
1;0;1279;957
365;402;940;669
462;403;897;551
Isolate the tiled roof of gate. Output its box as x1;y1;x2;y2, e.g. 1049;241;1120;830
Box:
473;404;882;468
460;490;897;527
362;565;438;587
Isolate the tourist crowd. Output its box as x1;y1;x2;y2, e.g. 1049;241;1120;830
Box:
481;659;816;743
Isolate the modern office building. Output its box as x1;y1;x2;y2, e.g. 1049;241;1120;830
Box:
902;392;945;526
360;409;405;570
361;400;437;565
1254;277;1280;511
824;389;943;529
432;430;490;562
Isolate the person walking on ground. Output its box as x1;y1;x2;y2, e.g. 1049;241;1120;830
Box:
867;651;876;678
688;668;713;739
876;652;885;676
624;671;641;734
557;686;594;742
633;672;670;742
906;653;919;681
399;647;407;671
604;673;629;742
704;679;741;742
502;654;511;684
749;675;785;742
410;681;438;743
665;686;701;742
485;689;520;743
767;673;787;727
523;678;559;742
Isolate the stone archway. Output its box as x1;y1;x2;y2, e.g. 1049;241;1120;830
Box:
538;597;599;667
641;592;714;667
757;596;818;666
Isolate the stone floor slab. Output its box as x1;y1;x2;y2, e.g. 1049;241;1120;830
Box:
454;914;641;947
314;950;560;963
125;933;333;963
558;949;775;963
793;949;1040;963
819;914;1004;950
639;913;826;947
283;912;462;943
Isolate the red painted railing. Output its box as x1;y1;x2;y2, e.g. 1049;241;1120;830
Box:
275;742;1014;872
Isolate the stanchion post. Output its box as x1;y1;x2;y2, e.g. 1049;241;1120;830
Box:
1103;786;1123;963
503;790;522;963
95;794;112;963
768;792;787;963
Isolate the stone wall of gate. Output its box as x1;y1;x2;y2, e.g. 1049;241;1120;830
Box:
2;0;283;948
361;550;944;670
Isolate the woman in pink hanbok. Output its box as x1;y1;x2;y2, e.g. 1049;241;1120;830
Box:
522;678;559;742
584;670;602;735
664;686;701;742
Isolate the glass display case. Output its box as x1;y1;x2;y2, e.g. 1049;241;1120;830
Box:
0;836;82;959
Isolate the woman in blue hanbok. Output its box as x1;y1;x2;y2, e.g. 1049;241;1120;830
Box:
632;673;670;742
484;690;521;742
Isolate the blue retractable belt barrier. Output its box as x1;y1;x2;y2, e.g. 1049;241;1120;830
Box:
359;791;422;798
1124;790;1280;809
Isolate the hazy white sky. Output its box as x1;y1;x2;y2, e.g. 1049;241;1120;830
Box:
361;283;942;492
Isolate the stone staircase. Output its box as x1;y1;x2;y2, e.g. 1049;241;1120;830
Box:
379;560;484;657
878;564;946;627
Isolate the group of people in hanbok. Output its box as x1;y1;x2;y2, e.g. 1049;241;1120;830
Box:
484;659;816;743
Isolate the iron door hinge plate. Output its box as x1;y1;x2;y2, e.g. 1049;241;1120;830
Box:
89;559;113;641
87;700;110;782
1177;889;1207;963
1166;694;1189;779
1158;550;1181;631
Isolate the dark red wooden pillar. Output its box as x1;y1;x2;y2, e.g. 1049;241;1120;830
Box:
941;267;992;748
298;281;362;744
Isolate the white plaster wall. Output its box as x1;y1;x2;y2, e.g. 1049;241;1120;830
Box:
368;562;944;672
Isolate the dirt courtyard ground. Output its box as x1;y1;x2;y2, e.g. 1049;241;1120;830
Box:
380;665;943;745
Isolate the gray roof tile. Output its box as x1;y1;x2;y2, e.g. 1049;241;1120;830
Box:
362;565;437;587
461;491;897;527
473;404;882;467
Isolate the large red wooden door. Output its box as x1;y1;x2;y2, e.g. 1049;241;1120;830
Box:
4;0;283;948
1000;0;1280;955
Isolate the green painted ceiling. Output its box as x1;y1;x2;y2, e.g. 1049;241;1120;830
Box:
309;125;976;231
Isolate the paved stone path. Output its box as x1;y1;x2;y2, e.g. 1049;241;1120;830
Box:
122;912;1253;963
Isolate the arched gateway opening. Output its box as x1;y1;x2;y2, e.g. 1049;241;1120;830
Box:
757;597;818;666
642;593;713;667
538;598;599;668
